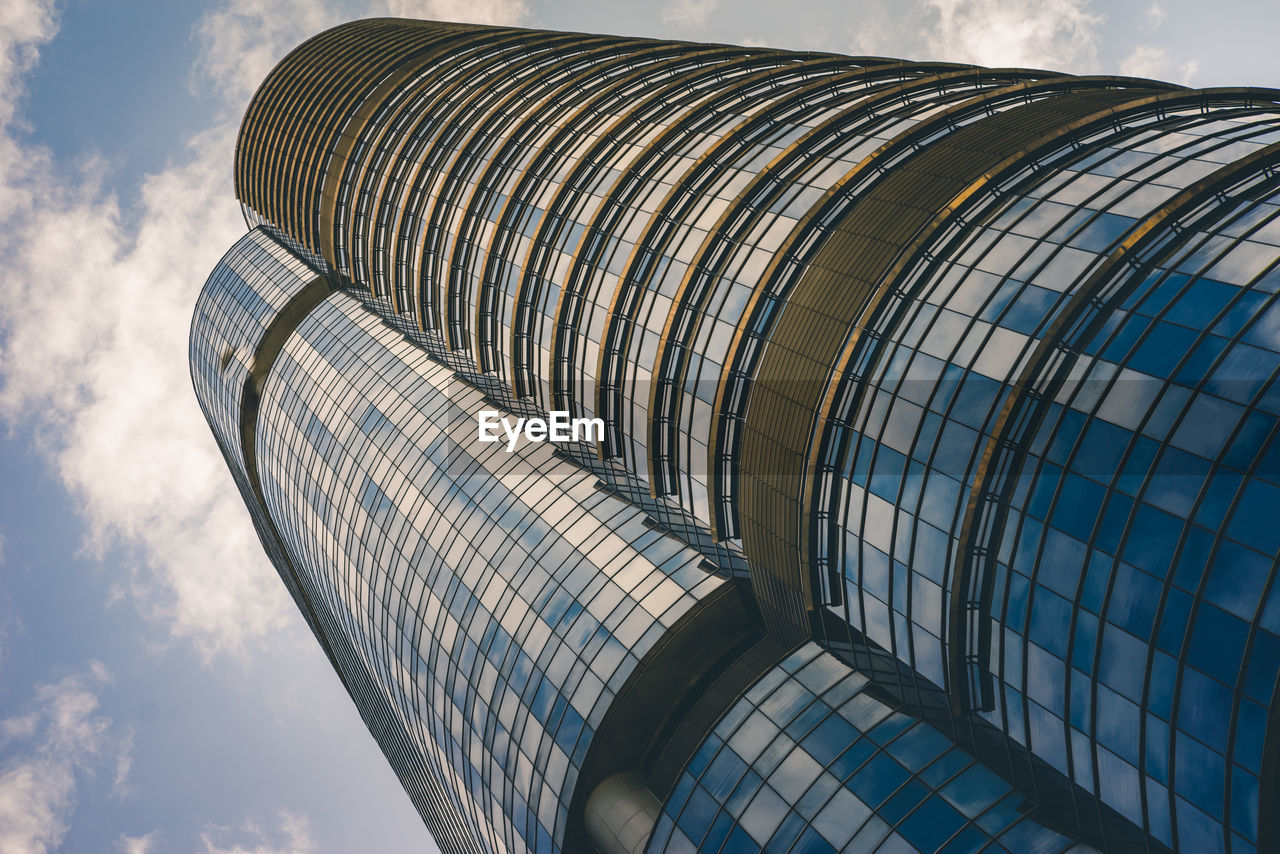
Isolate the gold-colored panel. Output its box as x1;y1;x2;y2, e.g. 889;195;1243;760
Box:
468;45;739;374
437;40;656;354
506;51;799;401
546;57;853;427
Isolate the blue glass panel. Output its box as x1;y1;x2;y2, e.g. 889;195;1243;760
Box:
845;752;910;807
1071;611;1098;677
1157;587;1192;654
867;714;913;746
726;770;764;814
1074;418;1129;481
1175;797;1223;850
1174;730;1226;820
1052;474;1106;542
802;715;858;766
1097;684;1141;765
950;374;1001;429
1146;777;1172;845
829;738;877;782
1148;651;1178;721
1145;447;1211;518
677;785;720;840
1081;550;1114;614
934;419;980;479
1107;565;1161;640
1006;570;1030;633
940;824;988;854
1231;766;1259;843
1047;410;1087;466
722;823;761;853
1001;284;1057;335
884;721;950;771
1028;586;1071;664
1139;273;1190;317
1227;478;1280;555
1177;670;1228;752
1071;211;1138;252
879;778;929;824
899;796;966;851
1222;411;1275;472
1243;301;1280;350
704;810;736;852
1129;322;1199;378
1038;529;1087;598
870;445;907;502
1026;644;1066;710
783;700;830;742
1146;713;1170;784
1022;470;1052;522
1233;698;1266;775
1117;434;1160;495
767;809;806;850
1103;314;1148;364
1120;502;1182;580
1014;517;1045;574
1194;471;1242;530
1097;747;1142;825
916;748;968;791
1244;630;1280;703
1165;278;1238;328
1188;602;1251;690
1176;334;1228;385
1173;524;1215;591
790;826;835;854
1028;700;1068;772
1214;343;1280;406
1099;623;1148;701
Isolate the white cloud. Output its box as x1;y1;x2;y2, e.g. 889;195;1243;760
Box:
923;0;1103;72
1120;44;1197;84
845;2;899;60
384;0;529;26
192;0;345;106
0;1;532;670
661;0;717;29
0;0;369;656
0;663;131;854
0;0;57;129
1146;1;1166;27
198;811;315;854
116;831;160;854
0;715;39;744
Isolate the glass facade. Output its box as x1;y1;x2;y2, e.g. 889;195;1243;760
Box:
813;103;1280;851
195;17;1280;854
652;643;1087;854
194;229;738;853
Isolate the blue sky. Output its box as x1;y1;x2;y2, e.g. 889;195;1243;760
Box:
0;1;1276;852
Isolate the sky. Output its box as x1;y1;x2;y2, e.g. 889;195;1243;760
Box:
0;0;1275;852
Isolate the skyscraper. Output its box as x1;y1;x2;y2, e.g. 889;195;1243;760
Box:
193;17;1280;853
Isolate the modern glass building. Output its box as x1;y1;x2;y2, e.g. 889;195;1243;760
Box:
193;17;1280;853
